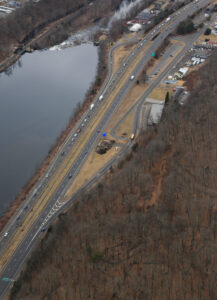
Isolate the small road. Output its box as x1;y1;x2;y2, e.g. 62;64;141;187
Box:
0;0;213;298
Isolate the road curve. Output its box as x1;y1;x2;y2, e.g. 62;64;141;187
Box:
0;0;212;298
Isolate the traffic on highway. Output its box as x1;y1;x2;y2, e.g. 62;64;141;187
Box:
0;0;213;298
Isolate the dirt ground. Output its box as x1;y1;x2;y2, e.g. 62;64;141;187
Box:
149;85;173;101
64;143;124;198
114;107;137;138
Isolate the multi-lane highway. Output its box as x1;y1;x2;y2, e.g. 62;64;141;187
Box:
0;0;213;298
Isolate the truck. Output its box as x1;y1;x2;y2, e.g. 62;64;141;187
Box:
90;103;94;110
130;133;135;140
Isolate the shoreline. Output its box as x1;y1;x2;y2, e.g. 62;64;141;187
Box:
0;41;109;233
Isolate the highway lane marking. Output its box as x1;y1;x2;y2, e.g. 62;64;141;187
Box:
0;0;211;280
26;229;40;250
33;55;148;221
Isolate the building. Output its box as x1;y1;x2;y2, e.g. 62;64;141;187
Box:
179;67;189;76
148;103;164;125
130;9;155;25
172;87;184;100
129;23;142;32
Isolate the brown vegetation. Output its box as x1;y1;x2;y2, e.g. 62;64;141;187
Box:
0;0;123;61
10;51;217;300
184;69;201;91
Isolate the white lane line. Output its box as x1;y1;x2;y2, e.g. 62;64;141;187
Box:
26;228;40;250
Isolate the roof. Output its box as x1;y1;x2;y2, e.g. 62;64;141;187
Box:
129;23;142;32
179;67;189;75
148;103;164;125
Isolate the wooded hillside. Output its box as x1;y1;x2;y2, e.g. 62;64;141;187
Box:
10;52;217;300
0;0;123;60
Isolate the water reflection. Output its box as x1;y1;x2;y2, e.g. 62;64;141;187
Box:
0;44;97;214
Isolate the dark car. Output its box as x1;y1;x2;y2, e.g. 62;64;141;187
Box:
41;227;46;232
24;205;28;210
68;173;72;179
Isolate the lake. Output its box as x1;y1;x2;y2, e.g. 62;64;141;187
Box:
0;44;97;214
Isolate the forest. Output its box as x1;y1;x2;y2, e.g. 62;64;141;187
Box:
0;0;123;60
9;50;217;299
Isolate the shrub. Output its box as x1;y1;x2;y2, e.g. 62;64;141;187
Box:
204;28;211;35
91;250;103;263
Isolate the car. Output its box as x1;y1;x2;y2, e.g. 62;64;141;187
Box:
84;118;87;122
99;95;104;101
77;128;81;133
4;232;8;238
68;173;72;179
123;63;126;67
24;205;28;210
90;103;94;110
130;75;135;80
81;123;85;127
74;133;78;137
61;151;65;156
71;137;74;142
41;227;46;232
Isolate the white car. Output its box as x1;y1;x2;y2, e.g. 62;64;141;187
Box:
130;75;135;80
99;95;104;101
4;232;8;238
90;103;94;110
74;133;78;137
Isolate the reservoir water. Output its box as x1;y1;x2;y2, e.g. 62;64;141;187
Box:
0;44;97;215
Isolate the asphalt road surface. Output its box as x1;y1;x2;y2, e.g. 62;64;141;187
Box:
0;0;213;298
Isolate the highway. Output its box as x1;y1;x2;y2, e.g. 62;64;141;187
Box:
0;0;213;298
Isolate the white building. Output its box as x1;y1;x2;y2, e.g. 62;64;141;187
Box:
129;23;142;32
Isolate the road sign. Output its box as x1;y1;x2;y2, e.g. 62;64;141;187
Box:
102;132;107;137
2;277;14;282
